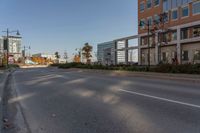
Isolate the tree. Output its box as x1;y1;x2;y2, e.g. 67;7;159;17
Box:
55;52;60;59
82;43;93;64
73;55;81;63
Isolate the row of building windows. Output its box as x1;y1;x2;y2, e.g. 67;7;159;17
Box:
140;25;200;46
141;50;200;64
163;0;192;12
140;0;160;12
139;1;200;30
140;0;196;13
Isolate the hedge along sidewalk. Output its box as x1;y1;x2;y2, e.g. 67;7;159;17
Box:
0;70;9;133
65;68;200;83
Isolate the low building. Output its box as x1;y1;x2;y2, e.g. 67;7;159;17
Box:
32;53;57;61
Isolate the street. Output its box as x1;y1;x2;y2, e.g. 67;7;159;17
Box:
3;68;200;133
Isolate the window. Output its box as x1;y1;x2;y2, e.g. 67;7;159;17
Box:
181;28;189;39
147;17;153;26
149;36;153;46
154;14;160;24
140;19;146;29
193;1;200;15
182;0;192;5
147;0;152;9
162;52;167;61
182;6;189;17
164;32;170;42
172;0;178;8
171;9;178;20
140;2;145;12
182;51;189;61
163;0;171;12
194;50;200;60
163;12;169;22
141;37;145;46
154;0;160;6
171;31;177;41
193;26;200;37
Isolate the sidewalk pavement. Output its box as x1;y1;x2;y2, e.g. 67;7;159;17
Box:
66;68;200;83
0;70;9;133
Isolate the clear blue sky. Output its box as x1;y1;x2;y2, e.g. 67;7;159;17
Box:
0;0;138;58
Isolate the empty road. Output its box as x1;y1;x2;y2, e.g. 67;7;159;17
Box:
3;68;200;133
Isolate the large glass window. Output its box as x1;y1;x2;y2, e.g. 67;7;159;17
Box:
139;19;146;29
163;0;171;12
172;0;178;8
193;26;200;37
193;1;200;15
140;2;145;12
141;37;145;46
147;0;152;9
182;6;189;17
182;51;189;61
181;28;189;39
162;52;167;62
147;17;153;26
154;0;160;6
154;14;160;24
194;50;200;60
181;0;192;5
171;31;177;41
171;9;178;20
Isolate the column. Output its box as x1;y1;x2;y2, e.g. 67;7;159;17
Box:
176;27;181;64
114;41;118;65
138;37;141;65
125;40;129;65
155;33;159;65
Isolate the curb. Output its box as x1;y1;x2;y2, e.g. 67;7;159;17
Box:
0;71;9;133
65;68;200;83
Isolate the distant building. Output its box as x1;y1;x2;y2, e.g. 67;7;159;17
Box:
3;36;22;62
32;53;57;60
97;41;115;65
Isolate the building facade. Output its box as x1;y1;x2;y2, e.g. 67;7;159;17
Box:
3;36;22;63
97;36;139;65
97;41;115;65
32;53;57;60
138;0;200;65
0;37;4;66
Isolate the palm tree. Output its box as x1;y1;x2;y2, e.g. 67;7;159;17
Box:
82;43;93;64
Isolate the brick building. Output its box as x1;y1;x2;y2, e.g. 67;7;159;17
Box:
138;0;200;65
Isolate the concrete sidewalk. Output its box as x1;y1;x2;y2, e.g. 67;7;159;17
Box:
0;71;9;133
66;68;200;83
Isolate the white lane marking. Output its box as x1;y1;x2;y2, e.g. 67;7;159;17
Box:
119;89;200;109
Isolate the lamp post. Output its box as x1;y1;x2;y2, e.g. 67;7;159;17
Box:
22;45;31;64
2;28;20;68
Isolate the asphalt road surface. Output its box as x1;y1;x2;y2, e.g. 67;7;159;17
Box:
4;68;200;133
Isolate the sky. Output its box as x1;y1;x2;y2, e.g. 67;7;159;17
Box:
0;0;138;59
